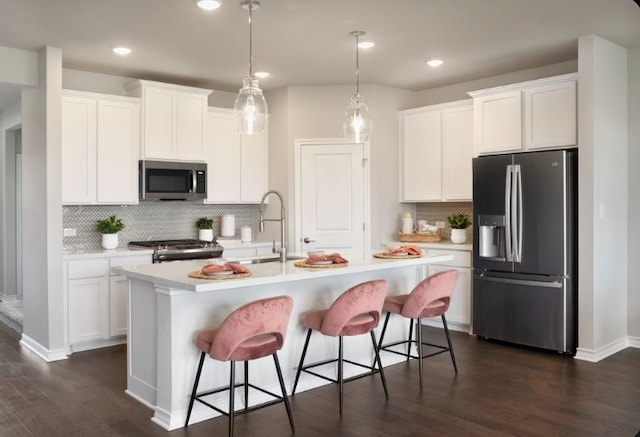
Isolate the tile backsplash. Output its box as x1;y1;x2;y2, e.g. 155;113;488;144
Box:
63;202;259;250
415;202;473;241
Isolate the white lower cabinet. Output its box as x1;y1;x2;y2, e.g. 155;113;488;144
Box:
425;248;472;332
65;253;152;351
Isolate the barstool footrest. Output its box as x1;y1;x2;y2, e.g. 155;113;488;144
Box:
194;382;287;417
380;338;450;360
299;357;380;385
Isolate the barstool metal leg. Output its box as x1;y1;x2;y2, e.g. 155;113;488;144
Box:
273;353;296;433
416;318;424;387
377;312;391;351
370;330;389;399
244;361;249;411
407;318;415;361
185;351;206;427
229;361;236;437
338;336;344;414
442;314;458;373
292;328;312;395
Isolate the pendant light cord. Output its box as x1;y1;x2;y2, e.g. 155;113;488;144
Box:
248;3;253;77
355;32;360;95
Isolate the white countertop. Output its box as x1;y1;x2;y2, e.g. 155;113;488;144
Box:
385;240;472;251
63;247;154;260
112;251;454;293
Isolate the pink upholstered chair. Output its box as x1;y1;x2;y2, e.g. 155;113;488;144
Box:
291;279;389;414
377;269;459;387
185;295;295;436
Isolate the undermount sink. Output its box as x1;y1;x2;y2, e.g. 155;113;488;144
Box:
231;255;306;265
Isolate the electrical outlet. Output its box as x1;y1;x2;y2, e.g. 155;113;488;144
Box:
63;228;76;237
435;221;445;229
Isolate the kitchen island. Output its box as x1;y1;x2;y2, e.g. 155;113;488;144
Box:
112;251;453;430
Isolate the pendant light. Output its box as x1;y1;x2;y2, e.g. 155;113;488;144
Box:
343;30;372;143
233;0;267;135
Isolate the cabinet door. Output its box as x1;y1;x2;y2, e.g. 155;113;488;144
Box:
142;87;175;159
524;80;576;150
68;276;110;344
62;95;97;204
400;110;442;201
473;90;522;155
110;276;129;337
239;126;268;203
442;104;473;201
96;98;140;204
176;92;207;160
428;264;471;327
204;109;239;202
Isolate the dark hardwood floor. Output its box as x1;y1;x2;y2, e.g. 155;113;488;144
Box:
0;321;638;436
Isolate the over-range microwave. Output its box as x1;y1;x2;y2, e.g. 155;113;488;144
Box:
139;160;207;200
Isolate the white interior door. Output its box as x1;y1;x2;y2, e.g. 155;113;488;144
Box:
298;142;367;255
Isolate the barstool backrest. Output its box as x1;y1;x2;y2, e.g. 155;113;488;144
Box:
401;269;459;319
209;295;294;361
320;279;388;336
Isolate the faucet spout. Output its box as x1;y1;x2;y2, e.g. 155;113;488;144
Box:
258;190;287;263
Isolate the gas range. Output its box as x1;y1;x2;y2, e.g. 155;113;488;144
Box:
128;239;223;263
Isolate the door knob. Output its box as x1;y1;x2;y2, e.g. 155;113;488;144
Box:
303;237;316;244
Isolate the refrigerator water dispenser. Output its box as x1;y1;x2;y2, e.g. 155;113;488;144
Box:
478;215;505;260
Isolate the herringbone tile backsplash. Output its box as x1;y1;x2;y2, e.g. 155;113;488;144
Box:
415;202;473;241
63;202;258;250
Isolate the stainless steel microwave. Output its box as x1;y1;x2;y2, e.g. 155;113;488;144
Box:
139;160;207;200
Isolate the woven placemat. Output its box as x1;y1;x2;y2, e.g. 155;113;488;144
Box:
188;270;252;280
293;260;349;269
373;252;422;259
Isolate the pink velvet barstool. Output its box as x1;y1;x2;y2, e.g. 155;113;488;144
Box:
184;295;295;436
377;269;460;387
291;279;389;414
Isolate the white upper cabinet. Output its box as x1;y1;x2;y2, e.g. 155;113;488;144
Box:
62;90;140;205
204;107;269;204
469;73;577;156
399;100;473;202
126;80;211;161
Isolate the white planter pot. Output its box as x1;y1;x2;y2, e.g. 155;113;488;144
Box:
450;228;467;244
102;233;119;250
198;229;214;242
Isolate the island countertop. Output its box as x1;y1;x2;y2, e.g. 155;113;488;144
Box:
111;251;454;293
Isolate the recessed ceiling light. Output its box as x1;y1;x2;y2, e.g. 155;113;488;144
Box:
426;59;444;67
358;41;375;49
254;71;270;78
113;47;132;55
195;0;222;10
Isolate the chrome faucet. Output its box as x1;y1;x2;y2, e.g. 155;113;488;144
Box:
259;190;287;263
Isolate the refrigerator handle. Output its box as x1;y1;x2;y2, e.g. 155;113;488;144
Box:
505;165;513;262
515;164;523;262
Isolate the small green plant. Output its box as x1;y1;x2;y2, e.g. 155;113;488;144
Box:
196;217;213;229
447;213;472;229
96;215;124;234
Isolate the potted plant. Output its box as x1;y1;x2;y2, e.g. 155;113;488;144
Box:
447;213;471;244
96;215;125;249
197;217;214;242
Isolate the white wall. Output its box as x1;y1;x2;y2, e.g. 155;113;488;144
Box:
628;47;640;341
0;46;38;87
0;100;22;300
20;47;67;360
577;35;629;360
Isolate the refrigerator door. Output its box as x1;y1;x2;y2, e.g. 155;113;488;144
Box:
472;154;514;273
512;150;571;276
473;273;572;353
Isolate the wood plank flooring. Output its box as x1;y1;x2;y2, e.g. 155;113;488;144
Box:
0;322;638;436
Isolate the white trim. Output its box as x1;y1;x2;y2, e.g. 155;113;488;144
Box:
19;334;69;362
468;72;578;98
574;336;629;362
293;138;371;253
627;336;640;349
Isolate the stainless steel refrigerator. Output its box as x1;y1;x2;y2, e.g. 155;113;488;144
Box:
472;149;577;355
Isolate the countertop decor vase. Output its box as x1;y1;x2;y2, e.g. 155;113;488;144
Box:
196;217;214;242
447;213;471;244
450;228;467;244
96;215;124;250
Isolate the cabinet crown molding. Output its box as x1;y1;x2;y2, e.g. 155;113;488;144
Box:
124;79;213;97
467;72;577;98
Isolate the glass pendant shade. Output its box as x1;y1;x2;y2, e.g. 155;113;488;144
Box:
233;76;267;135
344;93;372;143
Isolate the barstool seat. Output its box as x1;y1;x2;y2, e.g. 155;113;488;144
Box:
291;279;389;414
185;295;295;436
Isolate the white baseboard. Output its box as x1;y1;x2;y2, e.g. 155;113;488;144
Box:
19;334;69;362
627;335;640;348
575;336;629;362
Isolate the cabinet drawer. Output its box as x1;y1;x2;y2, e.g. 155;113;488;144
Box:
68;259;109;279
427;249;471;268
110;254;153;271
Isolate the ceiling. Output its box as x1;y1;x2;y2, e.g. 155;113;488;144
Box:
1;0;640;108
